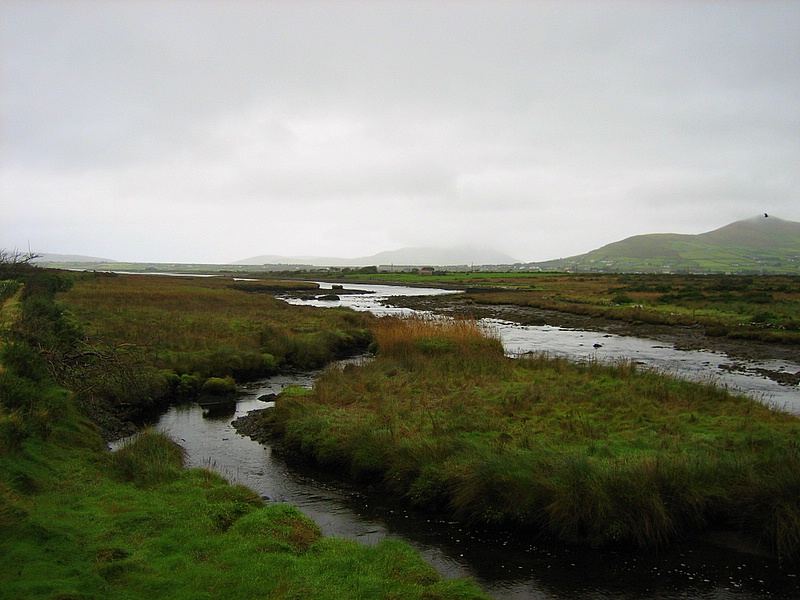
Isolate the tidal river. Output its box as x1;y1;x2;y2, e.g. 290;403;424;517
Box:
149;282;799;599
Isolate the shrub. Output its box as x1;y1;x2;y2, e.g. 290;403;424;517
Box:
200;376;237;396
261;352;278;372
0;342;48;381
0;371;40;411
611;293;634;305
177;373;202;398
0;409;27;452
0;280;19;303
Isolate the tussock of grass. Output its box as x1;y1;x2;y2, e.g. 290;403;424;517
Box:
231;503;321;552
374;317;503;364
109;430;185;487
260;318;800;558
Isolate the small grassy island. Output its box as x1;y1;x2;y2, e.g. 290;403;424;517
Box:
0;268;486;599
240;318;800;559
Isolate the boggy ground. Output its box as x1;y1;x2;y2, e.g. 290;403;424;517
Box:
237;318;800;561
0;266;486;599
57;272;375;437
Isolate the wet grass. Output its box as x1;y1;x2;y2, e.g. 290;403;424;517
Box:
255;318;800;558
0;413;486;599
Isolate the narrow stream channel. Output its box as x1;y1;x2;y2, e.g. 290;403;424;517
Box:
149;282;799;599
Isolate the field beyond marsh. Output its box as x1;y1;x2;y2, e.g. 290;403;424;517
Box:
240;318;800;559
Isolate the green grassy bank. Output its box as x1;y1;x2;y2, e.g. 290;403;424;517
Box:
0;420;484;599
0;266;486;599
245;318;800;559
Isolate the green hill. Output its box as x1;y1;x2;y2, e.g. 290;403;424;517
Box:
535;215;800;274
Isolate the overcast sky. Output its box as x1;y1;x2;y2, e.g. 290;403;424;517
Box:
2;1;799;263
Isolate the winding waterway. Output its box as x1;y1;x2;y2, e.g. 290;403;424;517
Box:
148;282;800;599
285;282;800;414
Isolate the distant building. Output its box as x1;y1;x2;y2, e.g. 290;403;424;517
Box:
418;266;435;275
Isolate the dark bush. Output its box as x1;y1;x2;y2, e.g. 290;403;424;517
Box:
0;371;40;411
611;293;634;305
201;376;237;396
0;342;49;382
0;410;27;452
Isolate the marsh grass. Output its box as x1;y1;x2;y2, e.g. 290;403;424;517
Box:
457;273;800;344
109;429;186;487
57;273;374;414
61;273;373;366
0;271;487;599
0;416;487;599
373;316;504;369
261;318;800;558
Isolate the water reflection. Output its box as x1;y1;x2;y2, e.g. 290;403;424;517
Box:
199;399;237;420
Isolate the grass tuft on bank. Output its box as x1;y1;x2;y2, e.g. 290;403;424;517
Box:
248;317;800;558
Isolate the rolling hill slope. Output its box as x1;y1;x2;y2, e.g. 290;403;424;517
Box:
533;215;800;274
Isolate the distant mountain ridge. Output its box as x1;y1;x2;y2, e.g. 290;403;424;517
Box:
532;215;800;274
32;253;117;264
235;246;519;266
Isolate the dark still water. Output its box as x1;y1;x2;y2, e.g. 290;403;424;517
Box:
134;282;800;599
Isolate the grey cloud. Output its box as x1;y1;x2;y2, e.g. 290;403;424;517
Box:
2;1;799;262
